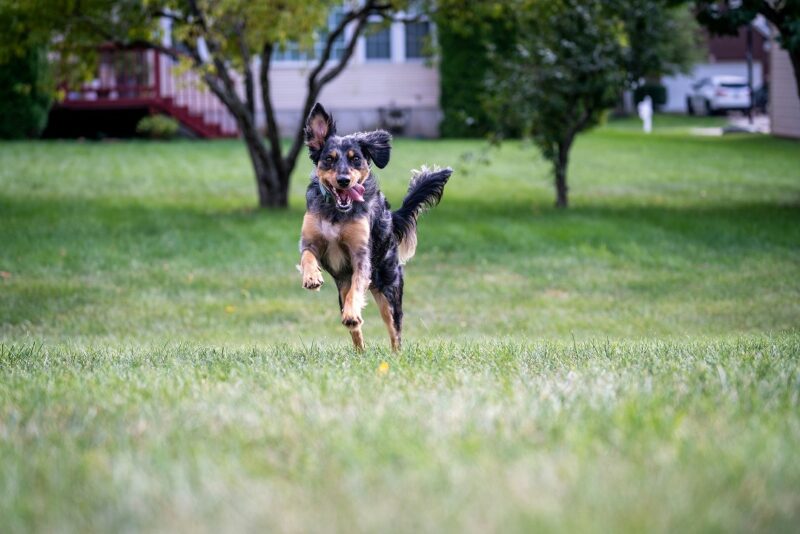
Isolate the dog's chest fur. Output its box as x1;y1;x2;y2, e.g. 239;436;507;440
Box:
318;220;349;273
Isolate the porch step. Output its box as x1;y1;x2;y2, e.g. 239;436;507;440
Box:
155;99;236;139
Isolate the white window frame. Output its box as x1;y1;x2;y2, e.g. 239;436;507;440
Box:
271;7;353;68
403;18;432;62
362;15;394;63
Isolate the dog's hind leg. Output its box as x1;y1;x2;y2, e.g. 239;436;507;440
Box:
371;278;403;351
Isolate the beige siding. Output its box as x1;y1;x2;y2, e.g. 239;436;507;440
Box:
770;46;800;138
263;62;441;137
268;63;439;110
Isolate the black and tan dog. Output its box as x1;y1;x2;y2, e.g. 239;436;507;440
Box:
298;103;452;351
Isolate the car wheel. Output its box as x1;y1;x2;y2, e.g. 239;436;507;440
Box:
687;97;695;116
704;99;713;116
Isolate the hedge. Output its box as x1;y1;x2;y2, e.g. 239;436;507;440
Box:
0;47;52;139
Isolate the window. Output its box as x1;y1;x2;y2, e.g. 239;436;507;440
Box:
274;8;346;62
272;42;308;62
316;9;346;60
365;23;391;60
405;21;430;59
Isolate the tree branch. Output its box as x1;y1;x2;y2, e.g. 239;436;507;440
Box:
260;43;287;180
318;15;371;86
237;23;256;116
306;7;362;88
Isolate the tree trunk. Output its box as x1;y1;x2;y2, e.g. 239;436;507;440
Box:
554;139;571;209
238;114;290;209
248;144;290;209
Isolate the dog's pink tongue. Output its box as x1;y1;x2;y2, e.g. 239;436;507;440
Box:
346;183;365;202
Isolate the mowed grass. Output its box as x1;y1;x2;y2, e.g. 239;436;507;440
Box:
2;339;799;532
1;115;799;532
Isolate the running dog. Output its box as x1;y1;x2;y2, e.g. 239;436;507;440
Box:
298;103;452;351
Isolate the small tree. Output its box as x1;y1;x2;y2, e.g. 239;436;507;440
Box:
487;0;627;208
0;46;51;139
695;0;800;103
486;0;698;208
0;0;403;209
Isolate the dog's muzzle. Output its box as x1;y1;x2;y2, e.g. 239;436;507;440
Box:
330;183;365;212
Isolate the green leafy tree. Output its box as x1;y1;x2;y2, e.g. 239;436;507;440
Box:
0;0;403;209
487;0;628;208
486;0;698;208
695;0;800;102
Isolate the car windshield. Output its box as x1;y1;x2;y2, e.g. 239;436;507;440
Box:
720;82;747;88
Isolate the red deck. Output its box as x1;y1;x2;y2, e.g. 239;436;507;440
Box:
56;47;238;138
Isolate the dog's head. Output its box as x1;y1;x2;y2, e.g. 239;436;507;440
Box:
305;103;391;212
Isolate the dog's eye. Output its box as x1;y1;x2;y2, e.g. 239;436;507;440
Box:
352;156;360;164
325;155;334;163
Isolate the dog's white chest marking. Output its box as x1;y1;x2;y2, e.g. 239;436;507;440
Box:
319;220;340;241
318;220;348;272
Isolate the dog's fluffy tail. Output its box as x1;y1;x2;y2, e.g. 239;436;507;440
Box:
392;165;452;264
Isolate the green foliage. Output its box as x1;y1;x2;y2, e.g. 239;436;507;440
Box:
695;0;800;54
136;114;180;139
0;46;51;139
0;0;157;88
484;0;705;206
633;83;668;108
434;1;515;138
614;1;702;84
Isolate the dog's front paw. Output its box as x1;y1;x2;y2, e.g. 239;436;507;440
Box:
341;309;363;329
303;270;324;291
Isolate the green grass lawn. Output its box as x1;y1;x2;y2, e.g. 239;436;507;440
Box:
1;115;799;532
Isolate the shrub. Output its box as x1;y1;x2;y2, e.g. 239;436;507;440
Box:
0;47;52;139
633;83;668;109
434;4;516;138
136;115;180;139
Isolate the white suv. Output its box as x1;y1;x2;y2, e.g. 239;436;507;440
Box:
687;76;751;115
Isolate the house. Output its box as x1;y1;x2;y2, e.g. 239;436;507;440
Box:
660;19;771;113
268;10;440;137
46;9;440;139
770;45;800;138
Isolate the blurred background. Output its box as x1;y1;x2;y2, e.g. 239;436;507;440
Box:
2;0;798;144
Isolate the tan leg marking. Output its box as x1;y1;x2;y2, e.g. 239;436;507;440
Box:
372;289;400;351
300;250;323;290
340;217;371;329
300;212;324;290
349;327;365;351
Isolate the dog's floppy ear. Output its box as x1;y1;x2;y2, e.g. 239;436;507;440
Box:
305;103;336;161
356;130;392;169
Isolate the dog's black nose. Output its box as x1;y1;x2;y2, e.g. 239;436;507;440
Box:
336;177;350;188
